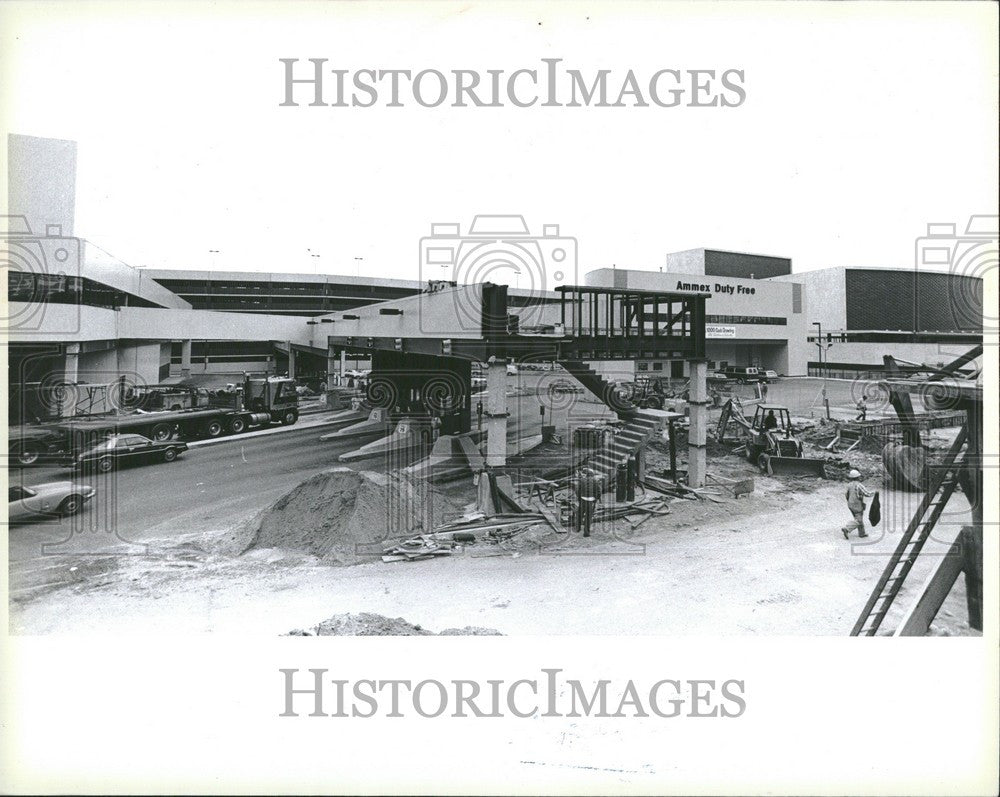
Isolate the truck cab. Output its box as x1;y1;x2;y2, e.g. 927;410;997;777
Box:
243;376;299;425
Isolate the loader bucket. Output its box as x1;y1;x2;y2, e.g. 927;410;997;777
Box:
762;454;828;478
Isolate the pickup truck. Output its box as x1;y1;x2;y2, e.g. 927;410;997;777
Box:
722;366;769;384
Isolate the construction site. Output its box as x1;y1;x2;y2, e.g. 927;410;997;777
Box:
7;278;985;638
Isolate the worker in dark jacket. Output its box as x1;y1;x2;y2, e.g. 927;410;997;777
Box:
841;469;875;539
574;467;602;537
855;397;868;422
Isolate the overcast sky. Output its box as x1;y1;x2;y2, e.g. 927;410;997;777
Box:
2;1;997;287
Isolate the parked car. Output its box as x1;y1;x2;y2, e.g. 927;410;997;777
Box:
763;370;779;380
72;433;188;473
7;482;96;521
8;426;68;467
548;378;583;394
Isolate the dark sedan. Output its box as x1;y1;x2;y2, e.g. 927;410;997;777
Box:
8;427;68;467
72;433;189;472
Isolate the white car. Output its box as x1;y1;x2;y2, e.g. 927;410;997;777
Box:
7;482;96;521
763;370;779;380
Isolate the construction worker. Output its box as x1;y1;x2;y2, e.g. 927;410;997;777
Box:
855;396;868;422
574;467;601;538
841;469;875;539
763;409;778;431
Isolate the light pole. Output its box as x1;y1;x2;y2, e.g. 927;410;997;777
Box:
307;248;320;274
812;321;830;419
354;256;364;277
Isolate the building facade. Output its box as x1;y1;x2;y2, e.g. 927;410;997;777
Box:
771;265;984;375
586;248;811;378
585;248;984;380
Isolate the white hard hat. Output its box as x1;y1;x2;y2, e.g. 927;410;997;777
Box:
848;469;861;479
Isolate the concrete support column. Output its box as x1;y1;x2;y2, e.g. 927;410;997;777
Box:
485;358;508;468
180;339;192;379
287;342;296;379
687;358;708;487
327;347;341;390
60;343;80;418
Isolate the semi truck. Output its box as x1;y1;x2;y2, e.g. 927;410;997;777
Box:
8;374;299;466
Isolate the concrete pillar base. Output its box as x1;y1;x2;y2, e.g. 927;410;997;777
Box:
687;359;708;487
485;358;508;469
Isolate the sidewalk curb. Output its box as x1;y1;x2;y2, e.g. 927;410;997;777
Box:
187;417;342;448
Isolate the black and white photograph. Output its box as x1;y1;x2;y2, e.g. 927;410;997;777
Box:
2;1;997;794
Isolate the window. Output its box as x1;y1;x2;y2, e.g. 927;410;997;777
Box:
652;362;664;371
637;362;649;371
123;435;151;446
9;486;34;501
705;314;787;326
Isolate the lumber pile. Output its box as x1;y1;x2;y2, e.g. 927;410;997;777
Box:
706;472;755;499
381;513;547;563
643;474;733;504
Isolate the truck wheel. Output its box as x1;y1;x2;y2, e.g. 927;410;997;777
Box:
205;420;223;438
170;404;182;411
163;448;178;463
757;453;770;472
280;410;298;426
229;417;247;434
97;457;114;473
17;445;40;466
150;423;172;442
58;494;84;516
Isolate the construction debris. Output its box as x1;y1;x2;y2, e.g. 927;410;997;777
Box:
706;473;755;498
381;513;547;562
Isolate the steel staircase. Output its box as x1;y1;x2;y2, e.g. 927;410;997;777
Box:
584;411;666;488
558;359;637;416
850;425;968;636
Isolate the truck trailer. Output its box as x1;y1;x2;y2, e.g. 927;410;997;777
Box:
8;375;300;466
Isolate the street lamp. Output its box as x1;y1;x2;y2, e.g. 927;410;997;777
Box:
812;321;831;419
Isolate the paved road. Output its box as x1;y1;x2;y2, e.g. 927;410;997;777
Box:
7;423;369;562
6;391;569;568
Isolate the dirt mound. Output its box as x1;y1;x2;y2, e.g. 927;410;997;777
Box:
288;613;503;636
218;467;432;565
314;612;432;636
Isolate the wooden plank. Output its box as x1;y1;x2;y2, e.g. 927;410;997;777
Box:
536;502;566;533
893;538;965;636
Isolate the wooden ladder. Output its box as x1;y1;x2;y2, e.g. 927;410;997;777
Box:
850;425;968;636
